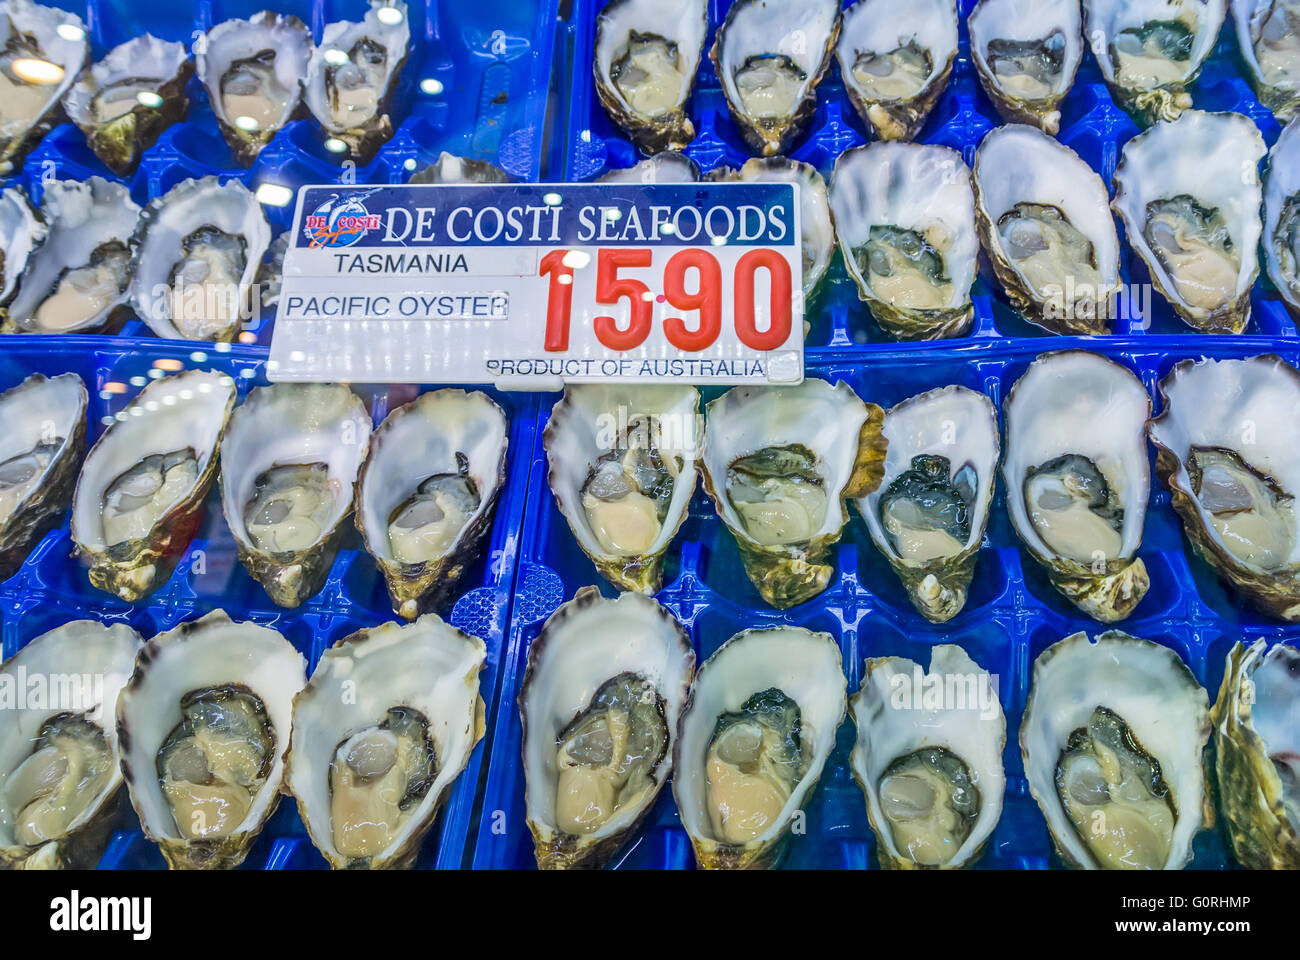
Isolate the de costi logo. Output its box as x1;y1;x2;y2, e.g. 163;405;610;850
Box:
304;190;382;249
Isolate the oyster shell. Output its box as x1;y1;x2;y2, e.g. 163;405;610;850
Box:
0;185;45;312
1232;0;1300;122
285;613;486;870
116;610;306;870
220;383;371;608
0;0;89;174
1148;355;1300;620
63;35;192;176
850;645;1006;869
355;389;507;621
830;142;979;340
304;0;409;163
130;176;273;343
598;150;698;182
1264;117;1300;315
408;151;508;184
1084;0;1226;124
195;11;312;165
545;384;699;594
0;373;87;580
709;0;841;156
1005;351;1152;621
974;124;1122;335
854;385;998;622
835;0;958;141
969;0;1084;135
700;379;887;609
0;620;141;869
5;178;139;334
71;370;236;603
673;626;845;869
1211;639;1300;869
1113;110;1265;334
1021;630;1211;870
521;587;694;869
593;0;708;155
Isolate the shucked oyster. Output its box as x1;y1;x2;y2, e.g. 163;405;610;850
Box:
286;614;485;869
356;389;507;620
304;0;409;163
221;383;371;608
1114;110;1265;334
674;626;845;869
701;380;887;609
850;646;1005;869
1022;630;1210;870
0;620;141;869
599;150;698;183
196;11;312;165
1149;355;1300;620
974;125;1122;335
593;0;708;155
5;178;139;334
1265;117;1300;316
407;151;508;184
117;610;306;870
0;185;44;313
835;0;958;141
855;385;998;622
522;588;694;869
710;0;840;156
63;35;192;176
830;142;979;340
969;0;1084;135
1233;0;1300;122
0;0;89;174
71;370;236;602
1211;640;1300;869
1005;351;1152;621
546;384;699;595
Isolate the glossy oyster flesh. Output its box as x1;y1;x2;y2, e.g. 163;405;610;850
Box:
1233;0;1300;121
969;0;1084;134
1265;117;1300;315
0;0;88;174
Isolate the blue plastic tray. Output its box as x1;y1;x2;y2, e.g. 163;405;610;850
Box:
0;337;540;869
556;0;1297;351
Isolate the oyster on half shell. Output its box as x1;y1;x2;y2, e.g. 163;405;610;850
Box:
599;150;698;183
408;151;508;184
0;185;44;313
1233;0;1300;122
0;0;89;174
1265;117;1300;315
969;0;1084;135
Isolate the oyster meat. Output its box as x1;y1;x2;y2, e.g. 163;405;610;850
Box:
1233;0;1300;122
0;0;88;174
1265;117;1300;315
521;587;694;869
598;150;698;183
0;185;45;313
408;151;508;184
969;0;1084;134
1021;630;1210;870
356;389;507;620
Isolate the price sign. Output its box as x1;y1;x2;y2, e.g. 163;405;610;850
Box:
268;181;804;388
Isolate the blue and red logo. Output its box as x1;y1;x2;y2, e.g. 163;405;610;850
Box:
303;191;381;248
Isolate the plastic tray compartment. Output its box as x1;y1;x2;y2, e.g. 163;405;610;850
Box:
0;337;540;869
556;0;1297;351
473;337;1300;870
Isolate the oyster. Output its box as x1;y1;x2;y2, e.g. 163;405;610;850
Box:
674;626;845;869
5;178;139;334
835;0;958;141
356;389;507;620
220;383;371;608
974;125;1122;335
63;35;192;176
830;142;979;340
1265;117;1300;315
1211;640;1300;868
0;0;88;174
969;0;1084;135
1005;351;1152;621
408;151;508;184
1022;630;1210;870
0;373;87;580
304;0;409;163
195;11;312;165
71;370;235;603
116;610;306;870
286;613;485;870
1084;0;1226;124
0;185;44;313
1148;355;1300;620
701;379;887;609
709;0;841;156
1114;110;1265;334
593;0;708;154
130;176;273;343
850;645;1005;869
545;384;699;594
0;620;141;870
521;587;694;869
1233;0;1300;121
598;150;698;182
854;386;998;622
